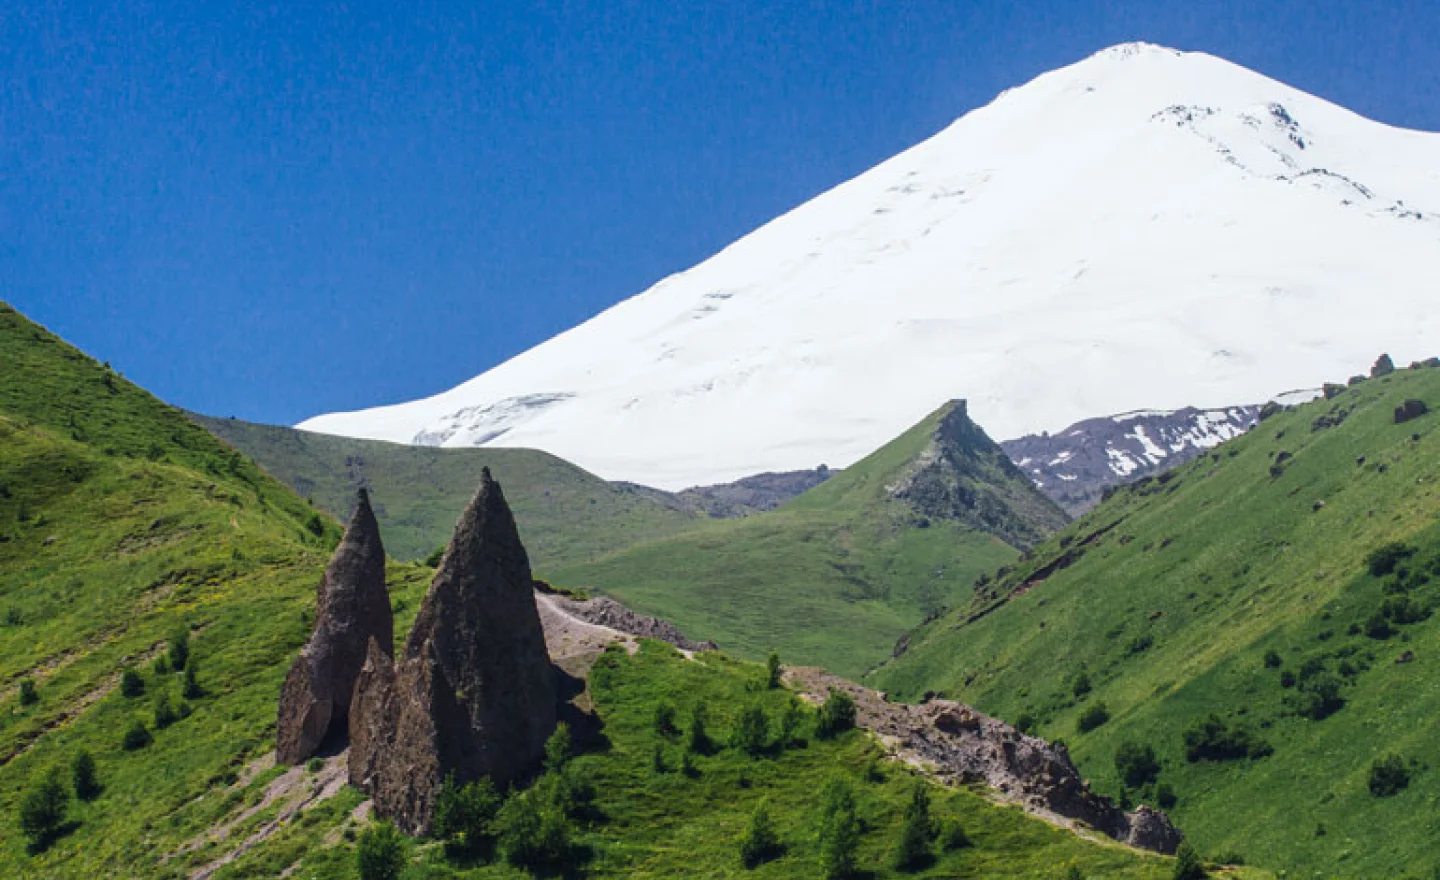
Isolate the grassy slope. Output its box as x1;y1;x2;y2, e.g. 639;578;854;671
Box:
550;404;1051;679
191;414;706;567
873;365;1440;877
0;301;1200;879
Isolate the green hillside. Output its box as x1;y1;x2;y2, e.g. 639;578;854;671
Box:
191;414;706;567
0;300;1194;879
873;363;1440;877
552;402;1068;679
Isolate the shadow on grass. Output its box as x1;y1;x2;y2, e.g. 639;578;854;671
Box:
26;819;80;856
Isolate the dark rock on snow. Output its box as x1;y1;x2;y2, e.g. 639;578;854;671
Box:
349;468;558;834
276;488;393;764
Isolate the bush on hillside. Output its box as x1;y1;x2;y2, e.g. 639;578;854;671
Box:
686;701;713;754
1172;842;1207;880
18;767;70;849
182;659;203;699
766;652;783;689
119;667;144;698
122;718;152;751
433;774;500;851
1077;702;1110;733
356;821;407;880
730;703;769;756
1368;754;1411;797
1382;595;1429;625
1367;543;1415;577
816;689;857;739
892;782;936;871
1364;611;1394;640
1289;672;1345;720
739;799;782;868
1182;714;1271;762
1071;671;1092;697
817;777;860;879
776;696;807;747
496;789;573;870
1114;741;1161;788
1155;782;1177;810
72;750;101;801
167;626;190;671
18;677;38;707
653;701;678;737
1263;649;1282;669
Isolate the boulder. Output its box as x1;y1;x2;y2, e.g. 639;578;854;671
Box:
277;488;392;764
1323;383;1347;400
1395;399;1429;424
349;469;558;834
1371;353;1396;378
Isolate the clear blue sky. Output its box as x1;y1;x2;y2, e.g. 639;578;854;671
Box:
4;1;1437;425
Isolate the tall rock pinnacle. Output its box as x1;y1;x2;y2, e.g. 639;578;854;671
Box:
276;488;393;764
349;468;558;834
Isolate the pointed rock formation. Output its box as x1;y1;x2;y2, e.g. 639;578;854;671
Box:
276;488;393;764
349;468;558;834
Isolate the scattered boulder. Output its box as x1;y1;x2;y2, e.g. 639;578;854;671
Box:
277;488;392;765
1348;375;1367;387
1422;357;1440;369
1323;383;1347;400
1395;400;1429;424
1396;650;1416;664
1371;354;1396;378
348;469;558;835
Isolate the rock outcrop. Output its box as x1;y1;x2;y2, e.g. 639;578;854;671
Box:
1372;353;1396;378
348;469;558;834
545;593;718;653
784;668;1183;855
1395;399;1429;424
276;488;392;765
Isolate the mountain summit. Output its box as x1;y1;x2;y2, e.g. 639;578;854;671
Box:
301;43;1440;489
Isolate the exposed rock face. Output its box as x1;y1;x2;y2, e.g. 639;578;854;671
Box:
348;469;558;834
1395;399;1429;424
783;668;1183;855
276;488;392;764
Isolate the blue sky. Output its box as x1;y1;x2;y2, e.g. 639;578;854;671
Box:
4;1;1437;425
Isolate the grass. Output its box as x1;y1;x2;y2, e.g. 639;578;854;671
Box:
549;402;1059;678
191;414;707;567
873;363;1440;877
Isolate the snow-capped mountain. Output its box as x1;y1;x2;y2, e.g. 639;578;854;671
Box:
300;42;1440;490
1001;405;1263;515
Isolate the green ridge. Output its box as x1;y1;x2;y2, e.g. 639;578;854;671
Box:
552;401;1067;679
191;413;707;567
873;364;1440;877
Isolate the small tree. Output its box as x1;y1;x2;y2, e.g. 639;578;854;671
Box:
544;723;572;773
1114;741;1161;788
730;703;769;756
18;678;38;707
739;799;782;868
433;774;500;849
356;820;407;880
816;689;857;739
120;667;144;698
18;767;69;848
777;697;806;747
1262;649;1282;669
496;789;571;870
1071;671;1092;697
1076;702;1109;733
817;777;860;879
182;660;202;700
766;652;783;689
1368;754;1411;797
654;701;678;737
892;782;935;870
168;626;190;671
686;701;712;754
153;689;179;729
72;750;101;801
1172;841;1206;880
122;718;152;751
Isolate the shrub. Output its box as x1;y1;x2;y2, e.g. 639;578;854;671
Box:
151;655;170;676
766;652;783;689
730;703;769;756
1364;612;1394;639
1279;669;1296;688
17;677;38;707
122;719;152;750
496;789;571;870
1382;595;1429;624
168;627;190;671
777;696;806;747
1368;754;1411;797
1114;741;1161;788
1172;842;1206;880
306;512;327;538
18;767;70;848
1155;782;1177;810
153;690;179;729
686;701;712;754
72;750;101;801
182;660;203;700
423;545;445;567
433;774;500;848
1263;649;1282;668
119;668;144;698
1077;702;1110;733
1182;714;1271;762
653;701;678;737
1367;542;1415;577
1015;712;1036;735
938;819;970;850
356;821;407;880
817;777;860;879
739;799;782;868
544;723;572;773
816;689;857;739
892;782;935;871
306;757;324;773
1289;673;1344;720
1071;671;1092;697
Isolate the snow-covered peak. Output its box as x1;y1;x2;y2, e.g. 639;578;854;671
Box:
300;45;1440;490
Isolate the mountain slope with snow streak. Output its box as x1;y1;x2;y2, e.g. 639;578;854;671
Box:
300;43;1440;490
